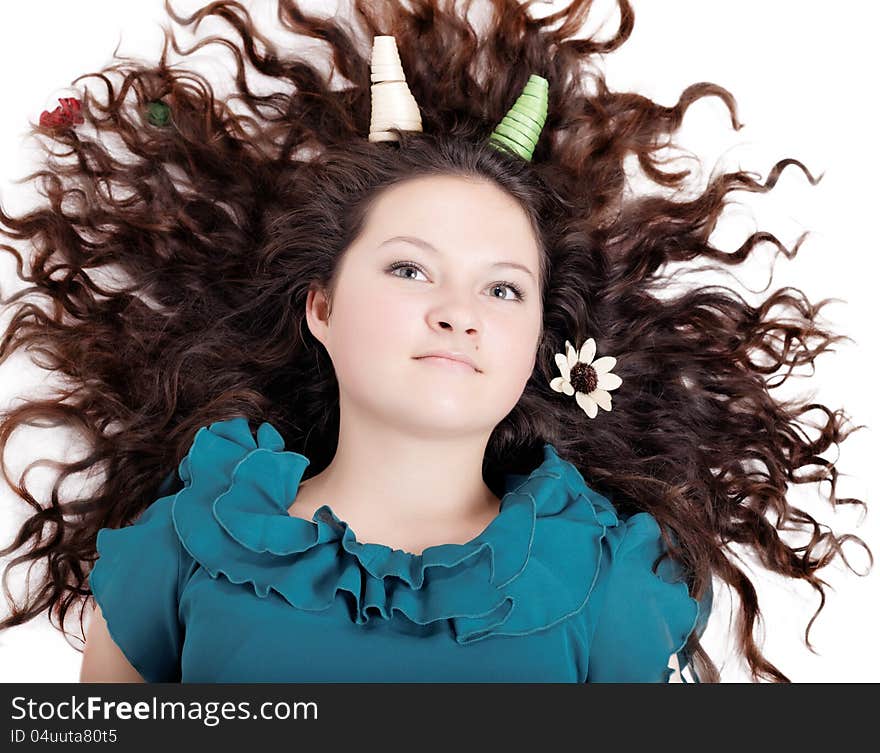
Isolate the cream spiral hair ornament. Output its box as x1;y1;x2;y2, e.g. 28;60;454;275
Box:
368;35;548;162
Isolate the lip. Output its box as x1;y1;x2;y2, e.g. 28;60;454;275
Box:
414;351;480;372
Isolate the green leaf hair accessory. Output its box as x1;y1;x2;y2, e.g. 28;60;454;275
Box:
147;100;171;127
487;74;549;162
368;35;423;142
550;338;623;419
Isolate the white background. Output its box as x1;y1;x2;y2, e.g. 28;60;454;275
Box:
0;1;877;682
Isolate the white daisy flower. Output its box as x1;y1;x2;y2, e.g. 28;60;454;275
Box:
549;338;623;419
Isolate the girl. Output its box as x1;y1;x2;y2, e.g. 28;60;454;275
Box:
0;0;871;682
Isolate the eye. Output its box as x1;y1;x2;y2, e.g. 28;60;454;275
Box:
387;261;427;282
386;261;526;302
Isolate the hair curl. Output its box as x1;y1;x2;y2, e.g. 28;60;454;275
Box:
0;0;872;683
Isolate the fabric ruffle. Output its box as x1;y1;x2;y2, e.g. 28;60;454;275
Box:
169;416;624;645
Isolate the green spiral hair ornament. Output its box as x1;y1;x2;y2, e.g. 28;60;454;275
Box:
487;74;549;162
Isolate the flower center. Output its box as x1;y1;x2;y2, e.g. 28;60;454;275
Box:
569;362;597;394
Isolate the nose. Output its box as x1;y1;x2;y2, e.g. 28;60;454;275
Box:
437;319;477;335
429;293;480;335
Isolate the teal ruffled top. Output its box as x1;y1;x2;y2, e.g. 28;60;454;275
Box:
89;416;712;683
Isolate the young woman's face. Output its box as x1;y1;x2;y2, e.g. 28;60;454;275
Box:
306;174;543;437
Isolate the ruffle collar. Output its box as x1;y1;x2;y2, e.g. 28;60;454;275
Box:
170;416;621;644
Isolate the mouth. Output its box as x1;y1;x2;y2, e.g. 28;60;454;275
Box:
414;356;479;373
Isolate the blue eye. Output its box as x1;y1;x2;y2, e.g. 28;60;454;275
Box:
386;260;527;302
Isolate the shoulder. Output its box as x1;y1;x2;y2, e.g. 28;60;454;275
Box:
89;494;192;683
586;510;713;683
93;494;193;603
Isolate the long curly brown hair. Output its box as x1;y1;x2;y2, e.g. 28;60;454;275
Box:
0;0;871;683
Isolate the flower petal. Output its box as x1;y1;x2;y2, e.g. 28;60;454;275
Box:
579;338;596;365
565;341;578;369
591;389;612;411
575;391;598;418
562;380;574;396
549;377;566;393
590;356;617;374
554;353;570;380
597;371;622;391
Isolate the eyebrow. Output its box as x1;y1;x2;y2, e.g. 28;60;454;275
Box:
378;235;535;280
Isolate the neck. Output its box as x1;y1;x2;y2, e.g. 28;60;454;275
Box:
296;402;500;527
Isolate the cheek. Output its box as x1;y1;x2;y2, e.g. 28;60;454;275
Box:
484;309;539;365
326;279;417;377
493;328;539;391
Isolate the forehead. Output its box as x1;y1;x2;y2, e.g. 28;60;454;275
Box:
359;175;540;261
